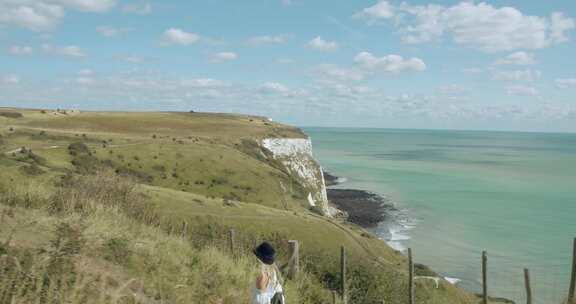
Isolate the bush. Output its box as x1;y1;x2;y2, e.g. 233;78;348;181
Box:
0;111;23;119
68;142;90;156
19;163;45;176
49;170;151;220
15;149;47;166
152;165;166;172
71;154;102;174
115;167;154;184
103;237;131;265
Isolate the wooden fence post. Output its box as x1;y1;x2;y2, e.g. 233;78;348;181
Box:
523;268;532;304
341;246;347;304
482;251;488;304
228;229;235;257
182;221;188;238
332;290;337;304
288;240;300;280
569;238;576;303
408;248;414;304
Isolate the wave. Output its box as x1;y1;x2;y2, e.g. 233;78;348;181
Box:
444;277;462;285
373;205;417;253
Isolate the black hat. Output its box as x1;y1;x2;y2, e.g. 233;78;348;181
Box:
253;242;275;265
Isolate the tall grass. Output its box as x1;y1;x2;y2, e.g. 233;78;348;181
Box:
0;170;331;304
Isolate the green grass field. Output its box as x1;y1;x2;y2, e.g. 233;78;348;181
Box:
0;107;497;304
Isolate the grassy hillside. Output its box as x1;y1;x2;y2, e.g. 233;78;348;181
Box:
0;108;490;303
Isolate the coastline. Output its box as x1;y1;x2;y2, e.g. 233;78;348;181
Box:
324;171;465;284
324;172;511;303
324;171;414;252
327;188;394;228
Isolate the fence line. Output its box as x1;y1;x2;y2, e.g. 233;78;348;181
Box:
569;238;576;304
220;229;574;304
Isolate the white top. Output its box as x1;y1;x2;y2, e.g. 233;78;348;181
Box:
251;269;284;304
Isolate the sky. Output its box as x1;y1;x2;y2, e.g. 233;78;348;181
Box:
1;0;576;132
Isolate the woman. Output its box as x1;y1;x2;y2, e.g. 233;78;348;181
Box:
252;242;285;304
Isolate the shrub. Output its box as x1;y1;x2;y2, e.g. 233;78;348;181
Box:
19;163;45;176
115;167;154;184
50;222;85;257
0;111;23;119
211;177;228;185
71;154;102;174
68;142;90;156
102;237;131;265
152;165;165;172
15;149;47;166
49;170;152;221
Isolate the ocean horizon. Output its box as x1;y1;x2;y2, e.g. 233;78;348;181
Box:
305;127;575;304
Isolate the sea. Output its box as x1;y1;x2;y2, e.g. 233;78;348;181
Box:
304;127;575;304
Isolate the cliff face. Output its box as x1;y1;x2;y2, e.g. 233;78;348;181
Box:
261;138;330;215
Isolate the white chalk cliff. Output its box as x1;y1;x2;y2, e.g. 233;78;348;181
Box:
261;138;330;215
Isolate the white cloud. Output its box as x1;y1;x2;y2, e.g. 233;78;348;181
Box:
260;82;290;94
281;0;292;7
354;0;395;22
555;78;576;89
0;1;64;31
355;1;576;52
495;52;537;65
307;36;339;52
257;82;308;99
0;0;118;32
180;78;225;88
209;52;238;63
54;0;116;12
0;74;20;85
42;44;87;57
550;12;576;43
313;52;425;83
313;64;366;82
247;35;289;46
8;45;34;55
161;28;200;46
354;52;426;74
96;26;130;37
507;85;539;96
122;2;151;15
492;69;541;82
5;70;576;125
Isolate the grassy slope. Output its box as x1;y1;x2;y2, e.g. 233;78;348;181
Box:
0;108;488;304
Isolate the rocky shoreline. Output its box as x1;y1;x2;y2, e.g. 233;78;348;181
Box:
323;172;517;303
324;172;396;228
323;171;341;187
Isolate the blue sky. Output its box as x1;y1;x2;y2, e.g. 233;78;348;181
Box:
1;0;576;132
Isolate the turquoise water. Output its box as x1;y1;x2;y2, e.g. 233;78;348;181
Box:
304;128;575;304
